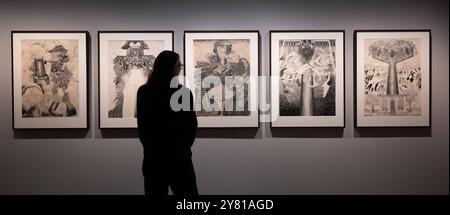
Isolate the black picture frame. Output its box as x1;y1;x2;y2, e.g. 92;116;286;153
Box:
97;31;174;129
183;30;261;128
11;31;90;130
353;30;431;128
269;30;346;128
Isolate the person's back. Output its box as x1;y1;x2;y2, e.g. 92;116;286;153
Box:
137;84;196;160
136;50;198;196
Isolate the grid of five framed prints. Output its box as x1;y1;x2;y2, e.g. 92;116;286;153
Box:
11;30;430;129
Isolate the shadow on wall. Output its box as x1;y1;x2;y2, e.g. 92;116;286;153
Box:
354;127;431;137
99;127;261;139
13;126;260;139
12;126;431;139
13;127;431;139
100;129;138;138
268;125;430;138
196;127;261;139
13;129;90;139
270;127;345;138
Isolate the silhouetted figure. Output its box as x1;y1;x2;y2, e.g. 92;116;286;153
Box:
137;50;198;196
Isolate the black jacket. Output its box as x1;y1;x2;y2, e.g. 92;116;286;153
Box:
136;84;198;161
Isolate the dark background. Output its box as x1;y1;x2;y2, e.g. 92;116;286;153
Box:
0;0;448;194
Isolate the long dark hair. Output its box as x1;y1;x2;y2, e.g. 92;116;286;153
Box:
146;50;179;87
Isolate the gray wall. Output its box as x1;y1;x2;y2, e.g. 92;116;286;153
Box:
0;0;448;194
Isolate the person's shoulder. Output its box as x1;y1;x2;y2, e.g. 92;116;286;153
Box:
138;84;148;91
137;84;151;95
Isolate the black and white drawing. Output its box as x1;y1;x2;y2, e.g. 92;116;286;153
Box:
99;32;173;128
185;31;259;128
193;39;250;116
364;39;421;116
355;30;430;127
12;32;88;129
108;40;156;118
271;31;344;127
22;44;78;117
278;39;336;116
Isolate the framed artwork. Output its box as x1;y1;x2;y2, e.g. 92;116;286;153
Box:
355;30;431;127
270;31;345;127
12;31;88;129
184;31;259;127
98;31;173;128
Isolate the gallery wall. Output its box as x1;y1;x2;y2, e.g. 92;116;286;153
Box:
0;0;448;194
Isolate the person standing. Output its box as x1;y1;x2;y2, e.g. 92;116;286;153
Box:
136;50;198;196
